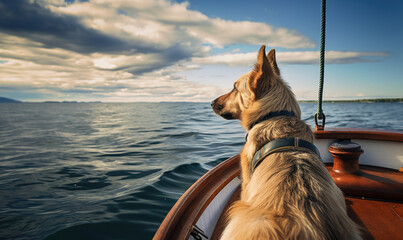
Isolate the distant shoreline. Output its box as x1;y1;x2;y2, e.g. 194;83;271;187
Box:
299;98;403;103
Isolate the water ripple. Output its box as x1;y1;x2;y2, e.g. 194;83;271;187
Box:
0;102;401;240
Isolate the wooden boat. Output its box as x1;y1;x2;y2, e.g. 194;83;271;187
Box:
154;2;403;238
153;128;403;240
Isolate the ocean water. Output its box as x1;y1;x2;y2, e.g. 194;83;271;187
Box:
0;102;402;240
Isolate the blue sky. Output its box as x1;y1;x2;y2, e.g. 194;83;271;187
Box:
0;0;401;102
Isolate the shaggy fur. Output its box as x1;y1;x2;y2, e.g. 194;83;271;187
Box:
212;46;361;240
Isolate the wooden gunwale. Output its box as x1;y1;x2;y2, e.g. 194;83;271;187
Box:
153;128;403;240
314;127;403;142
152;155;240;240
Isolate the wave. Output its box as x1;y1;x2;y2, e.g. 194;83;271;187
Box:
44;158;226;240
2;102;402;240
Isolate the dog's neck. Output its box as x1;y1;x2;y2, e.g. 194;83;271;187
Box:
244;111;297;141
248;110;296;130
240;81;301;131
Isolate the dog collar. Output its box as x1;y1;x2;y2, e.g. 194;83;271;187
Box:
249;111;296;130
250;137;321;174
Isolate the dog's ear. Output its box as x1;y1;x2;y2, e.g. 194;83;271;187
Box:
249;45;273;100
267;49;280;75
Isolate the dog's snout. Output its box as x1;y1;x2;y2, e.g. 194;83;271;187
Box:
211;99;223;110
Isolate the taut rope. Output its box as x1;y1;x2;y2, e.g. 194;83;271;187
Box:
315;0;326;130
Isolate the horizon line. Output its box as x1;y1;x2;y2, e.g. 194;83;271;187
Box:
2;97;402;104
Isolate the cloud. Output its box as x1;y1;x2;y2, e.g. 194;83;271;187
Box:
0;0;127;53
50;0;314;49
0;0;208;75
193;52;257;67
0;33;222;102
0;0;390;102
193;51;388;66
1;0;315;55
278;51;388;64
187;19;315;49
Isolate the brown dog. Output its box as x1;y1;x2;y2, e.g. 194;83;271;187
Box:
212;46;361;240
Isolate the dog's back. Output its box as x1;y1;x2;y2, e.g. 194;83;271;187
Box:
221;118;361;240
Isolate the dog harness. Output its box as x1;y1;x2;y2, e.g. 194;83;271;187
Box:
250;137;321;174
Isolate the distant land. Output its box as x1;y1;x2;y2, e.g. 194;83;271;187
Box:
299;98;403;103
0;97;22;103
43;101;102;103
0;97;102;103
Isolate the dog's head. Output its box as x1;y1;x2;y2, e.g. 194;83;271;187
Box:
211;45;283;121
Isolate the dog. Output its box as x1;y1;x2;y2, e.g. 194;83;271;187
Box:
212;46;361;240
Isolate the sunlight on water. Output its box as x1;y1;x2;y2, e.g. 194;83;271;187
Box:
0;102;402;239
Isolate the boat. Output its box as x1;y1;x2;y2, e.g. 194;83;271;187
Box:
153;128;403;240
153;1;403;239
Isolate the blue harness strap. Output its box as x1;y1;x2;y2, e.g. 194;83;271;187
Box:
250;137;321;174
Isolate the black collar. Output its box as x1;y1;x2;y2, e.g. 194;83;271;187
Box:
250;137;321;174
249;110;296;130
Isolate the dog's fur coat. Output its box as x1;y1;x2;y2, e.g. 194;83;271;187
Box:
212;46;361;240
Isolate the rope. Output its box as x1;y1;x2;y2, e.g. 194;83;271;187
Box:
315;0;326;130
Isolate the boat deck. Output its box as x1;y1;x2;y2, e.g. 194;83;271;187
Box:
211;164;403;240
211;186;403;240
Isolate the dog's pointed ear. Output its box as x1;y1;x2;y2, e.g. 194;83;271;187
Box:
267;49;280;75
249;45;273;100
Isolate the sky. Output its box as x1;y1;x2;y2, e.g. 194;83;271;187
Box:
0;0;402;102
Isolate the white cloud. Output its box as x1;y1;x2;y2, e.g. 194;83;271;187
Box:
0;33;222;102
278;51;388;64
192;51;388;66
193;52;256;67
49;0;314;50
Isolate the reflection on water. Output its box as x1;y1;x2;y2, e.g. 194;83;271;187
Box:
0;102;401;239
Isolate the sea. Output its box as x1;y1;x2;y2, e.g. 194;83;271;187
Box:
0;102;402;240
